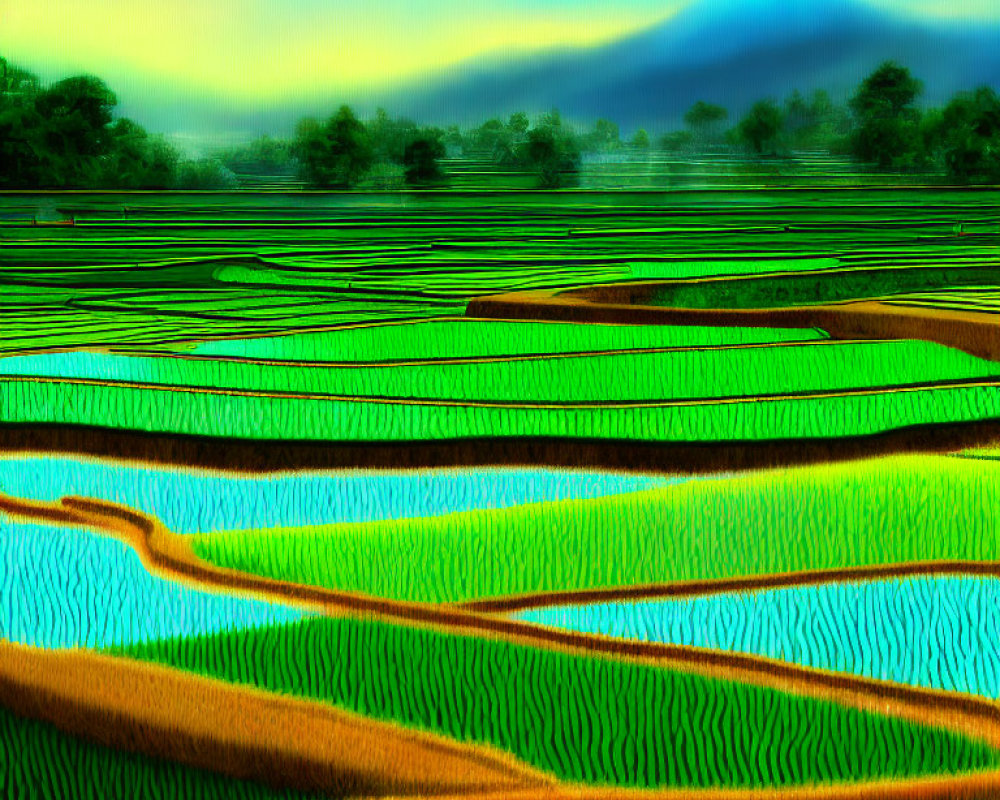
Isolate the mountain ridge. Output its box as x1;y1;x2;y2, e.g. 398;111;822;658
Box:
114;0;1000;138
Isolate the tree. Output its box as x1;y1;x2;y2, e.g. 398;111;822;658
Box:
0;59;42;187
176;158;238;189
582;118;621;153
782;89;844;149
659;130;694;152
443;124;465;154
472;118;508;153
0;57;39;108
0;57;242;190
630;129;650;150
366;108;419;164
31;75;119;186
403;132;446;186
683;101;728;143
519;111;580;188
936;87;1000;183
507;112;529;136
737;100;784;154
325;106;374;187
293;105;373;188
35;76;116;146
217;135;294;174
292;117;326;185
849;61;924;168
100;118;179;188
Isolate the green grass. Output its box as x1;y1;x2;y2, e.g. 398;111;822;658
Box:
190;455;1000;604
5;339;995;403
184;318;827;361
885;289;1000;314
0;703;319;800
2;189;999;355
5;376;1000;442
627;256;843;280
114;615;1000;789
649;264;1000;309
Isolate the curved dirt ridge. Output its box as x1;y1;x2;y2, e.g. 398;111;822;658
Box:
466;285;1000;363
5;490;1000;796
0;641;555;798
415;772;1000;800
461;559;1000;613
5;420;1000;474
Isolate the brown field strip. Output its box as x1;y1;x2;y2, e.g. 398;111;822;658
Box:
5;491;1000;770
6;418;1000;474
466;285;1000;362
0;641;555;798
460;558;1000;613
403;772;1000;800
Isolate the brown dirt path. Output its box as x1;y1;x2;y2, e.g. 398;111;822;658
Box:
466;284;1000;362
5;492;1000;766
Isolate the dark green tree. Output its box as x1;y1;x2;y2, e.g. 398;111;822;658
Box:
403;133;446;186
936;87;1000;183
659;130;694;152
293;105;372;188
0;57;243;189
582;118;621;153
291;117;326;185
0;57;40;107
519;111;580;188
507;112;529;136
630;129;650;150
29;75;118;186
0;59;43;187
737;99;784;154
443;124;465;153
100;118;179;188
176;158;238;189
366;108;419;164
472;118;508;153
217;134;294;174
849;61;924;168
782;90;846;148
683;101;729;143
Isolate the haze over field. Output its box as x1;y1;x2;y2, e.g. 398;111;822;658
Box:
1;0;999;141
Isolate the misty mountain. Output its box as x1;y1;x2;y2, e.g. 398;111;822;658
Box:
117;0;1000;139
382;0;1000;131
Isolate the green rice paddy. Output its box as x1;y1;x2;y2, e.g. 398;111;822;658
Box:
6;375;1000;443
5;185;1000;794
115;615;1000;789
2;188;997;356
3;339;995;403
0;703;319;800
190;455;1000;603
650;263;1000;309
184;318;827;361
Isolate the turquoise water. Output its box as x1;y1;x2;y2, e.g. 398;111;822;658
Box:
0;518;305;649
0;456;677;534
518;577;1000;698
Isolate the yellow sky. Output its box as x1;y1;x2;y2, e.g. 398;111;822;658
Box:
0;0;683;100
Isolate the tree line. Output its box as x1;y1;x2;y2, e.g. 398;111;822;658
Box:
1;57;997;190
0;58;241;189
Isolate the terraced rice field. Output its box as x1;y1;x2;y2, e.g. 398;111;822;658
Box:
0;516;305;648
3;186;1000;798
518;575;1000;698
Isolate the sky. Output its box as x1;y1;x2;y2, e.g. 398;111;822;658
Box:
6;0;994;104
1;0;996;140
0;0;685;101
